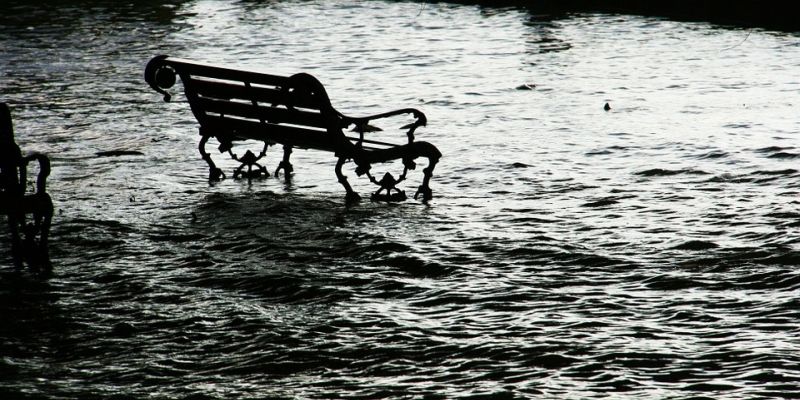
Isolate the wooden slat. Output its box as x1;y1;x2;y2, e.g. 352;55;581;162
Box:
167;58;288;87
197;98;329;129
200;116;398;153
202;116;336;152
187;78;322;110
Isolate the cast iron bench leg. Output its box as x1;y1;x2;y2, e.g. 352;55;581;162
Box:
22;200;52;272
274;145;294;183
7;197;52;272
415;154;441;202
8;214;24;269
335;157;361;203
199;134;225;181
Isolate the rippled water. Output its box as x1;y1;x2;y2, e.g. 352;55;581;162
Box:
2;1;800;398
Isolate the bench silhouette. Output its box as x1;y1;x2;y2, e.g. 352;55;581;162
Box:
144;55;442;202
1;103;53;272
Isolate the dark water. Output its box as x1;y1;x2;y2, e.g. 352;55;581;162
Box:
2;1;800;398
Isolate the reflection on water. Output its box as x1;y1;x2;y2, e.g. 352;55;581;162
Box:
523;14;573;54
2;0;800;398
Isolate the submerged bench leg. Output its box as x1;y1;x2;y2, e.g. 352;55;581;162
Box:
335;157;361;203
7;195;53;273
199;135;225;181
414;154;441;202
274;145;294;183
8;215;24;269
232;147;269;181
22;201;53;272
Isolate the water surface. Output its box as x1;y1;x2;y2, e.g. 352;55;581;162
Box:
2;1;799;398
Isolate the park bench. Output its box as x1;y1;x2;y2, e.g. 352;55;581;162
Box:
144;55;442;202
0;103;53;272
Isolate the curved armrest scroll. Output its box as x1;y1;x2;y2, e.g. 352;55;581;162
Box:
144;55;177;102
21;153;51;194
341;108;427;144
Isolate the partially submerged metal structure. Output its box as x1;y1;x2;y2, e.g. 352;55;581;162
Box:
0;103;53;272
145;55;442;202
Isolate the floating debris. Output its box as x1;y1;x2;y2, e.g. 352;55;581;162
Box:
111;322;136;337
96;150;145;157
582;198;618;208
635;168;709;177
672;240;719;250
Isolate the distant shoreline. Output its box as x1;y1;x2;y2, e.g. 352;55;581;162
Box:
438;0;799;31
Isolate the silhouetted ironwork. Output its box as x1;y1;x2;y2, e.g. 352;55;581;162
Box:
0;103;53;272
144;55;442;203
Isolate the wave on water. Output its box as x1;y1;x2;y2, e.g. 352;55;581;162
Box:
635;168;710;177
2;2;800;399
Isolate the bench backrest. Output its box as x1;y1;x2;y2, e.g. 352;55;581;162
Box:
145;56;353;153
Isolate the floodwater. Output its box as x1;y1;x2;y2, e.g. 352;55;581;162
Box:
2;1;800;398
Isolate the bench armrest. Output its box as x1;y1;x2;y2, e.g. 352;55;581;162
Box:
21;153;51;195
341;108;427;145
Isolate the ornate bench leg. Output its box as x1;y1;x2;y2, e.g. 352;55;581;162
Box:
7;214;24;270
232;148;268;181
335;157;361;203
274;145;294;183
199;135;225;181
414;155;440;202
7;198;52;273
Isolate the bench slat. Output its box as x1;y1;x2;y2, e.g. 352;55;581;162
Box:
166;58;289;87
188;78;322;110
203;115;335;151
197;98;329;130
202;116;398;152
